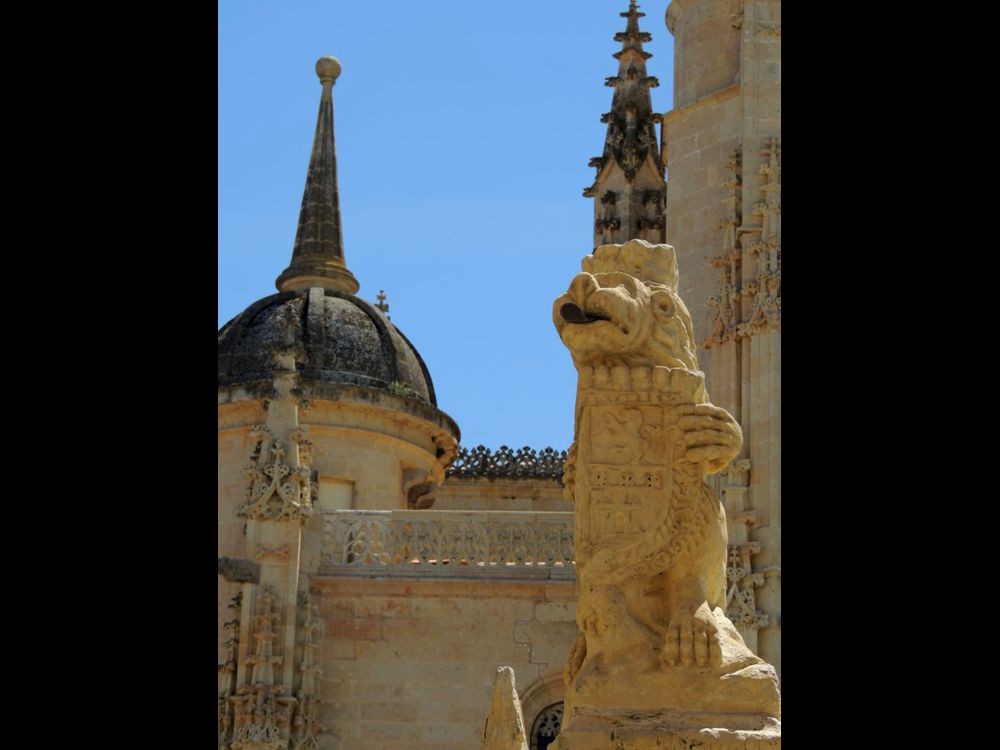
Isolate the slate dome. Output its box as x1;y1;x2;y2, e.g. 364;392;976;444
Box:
218;288;437;405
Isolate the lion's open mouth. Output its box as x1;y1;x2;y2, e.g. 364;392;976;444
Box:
560;302;612;325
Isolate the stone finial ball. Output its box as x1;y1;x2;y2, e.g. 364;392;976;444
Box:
316;56;342;81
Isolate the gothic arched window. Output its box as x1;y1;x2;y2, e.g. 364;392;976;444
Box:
530;702;563;750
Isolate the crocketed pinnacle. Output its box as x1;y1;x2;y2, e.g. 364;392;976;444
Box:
586;2;662;185
276;56;359;294
614;0;653;60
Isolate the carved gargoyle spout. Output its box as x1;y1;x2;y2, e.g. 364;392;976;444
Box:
553;246;699;372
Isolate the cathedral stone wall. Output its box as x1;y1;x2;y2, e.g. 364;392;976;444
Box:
216;391;456;663
664;0;781;674
667;0;742;107
663;92;742;396
434;477;568;512
312;577;575;750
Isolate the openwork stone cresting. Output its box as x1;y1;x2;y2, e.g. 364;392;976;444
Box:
446;446;568;481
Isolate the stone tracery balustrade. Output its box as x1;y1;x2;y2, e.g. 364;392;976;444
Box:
321;509;760;598
445;445;568;481
320;510;575;579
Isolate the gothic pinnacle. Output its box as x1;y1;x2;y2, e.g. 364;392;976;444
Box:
275;56;360;294
614;0;653;60
583;2;666;246
587;3;661;184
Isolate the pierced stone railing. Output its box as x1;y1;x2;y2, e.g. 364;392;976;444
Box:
445;445;567;481
320;510;575;579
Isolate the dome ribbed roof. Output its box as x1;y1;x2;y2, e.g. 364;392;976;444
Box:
218;288;436;405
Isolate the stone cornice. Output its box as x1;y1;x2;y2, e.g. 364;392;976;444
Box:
219;380;460;446
661;83;741;127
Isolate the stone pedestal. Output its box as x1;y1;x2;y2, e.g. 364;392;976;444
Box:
552;709;780;750
558;641;780;750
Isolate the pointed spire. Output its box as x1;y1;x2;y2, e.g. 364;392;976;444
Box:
614;0;653;60
596;1;660;183
276;56;359;294
583;3;666;247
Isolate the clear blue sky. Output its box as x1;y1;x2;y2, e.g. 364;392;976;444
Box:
219;0;675;450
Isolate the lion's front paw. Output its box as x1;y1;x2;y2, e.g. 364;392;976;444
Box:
661;605;723;668
675;403;742;474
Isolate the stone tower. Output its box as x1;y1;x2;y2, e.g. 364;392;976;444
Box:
661;0;781;675
583;1;667;249
217;57;460;750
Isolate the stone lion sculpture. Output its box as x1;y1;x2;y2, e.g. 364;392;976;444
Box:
550;240;780;743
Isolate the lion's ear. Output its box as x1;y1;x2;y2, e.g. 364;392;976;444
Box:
650;290;676;320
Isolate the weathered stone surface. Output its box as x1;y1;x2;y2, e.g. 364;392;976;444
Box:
310;577;575;750
217;557;261;584
550;240;779;748
662;0;782;674
550;710;780;750
513;622;580;669
217;289;438;406
481;667;529;750
585;0;666;248
275;54;359;295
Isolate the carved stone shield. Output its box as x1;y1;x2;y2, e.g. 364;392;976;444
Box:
571;364;706;564
576;390;676;561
